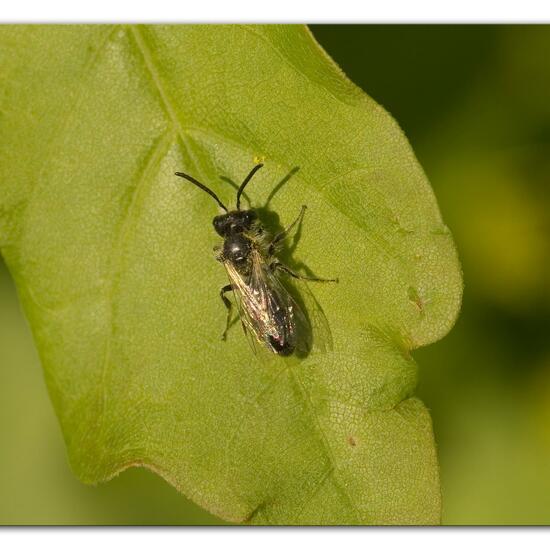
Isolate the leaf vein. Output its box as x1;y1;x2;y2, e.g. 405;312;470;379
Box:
98;128;174;431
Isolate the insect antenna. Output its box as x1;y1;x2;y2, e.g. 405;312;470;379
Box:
236;163;264;210
175;171;228;212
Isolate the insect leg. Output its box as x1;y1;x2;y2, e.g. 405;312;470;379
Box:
270;261;338;283
220;284;234;340
268;204;307;256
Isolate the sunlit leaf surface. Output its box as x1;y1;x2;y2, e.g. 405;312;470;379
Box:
0;25;462;524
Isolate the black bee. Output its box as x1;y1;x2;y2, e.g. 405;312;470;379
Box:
175;164;337;356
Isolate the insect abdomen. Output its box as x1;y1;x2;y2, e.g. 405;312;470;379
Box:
268;334;295;356
265;301;296;356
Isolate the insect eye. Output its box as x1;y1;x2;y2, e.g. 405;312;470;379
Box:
213;215;228;236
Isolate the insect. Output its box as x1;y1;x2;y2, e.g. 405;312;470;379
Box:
175;163;337;356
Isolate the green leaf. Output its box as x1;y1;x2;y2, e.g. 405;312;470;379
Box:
0;24;462;524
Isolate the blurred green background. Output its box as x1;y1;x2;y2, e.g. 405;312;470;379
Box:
1;25;549;525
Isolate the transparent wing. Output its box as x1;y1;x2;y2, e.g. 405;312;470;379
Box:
248;254;303;356
269;268;334;357
223;250;297;355
258;263;334;356
222;263;259;356
288;279;334;355
223;250;332;357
